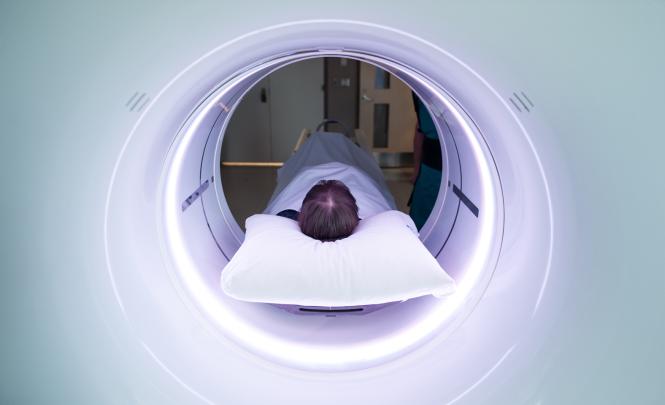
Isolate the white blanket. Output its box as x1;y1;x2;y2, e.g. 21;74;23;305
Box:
264;132;397;218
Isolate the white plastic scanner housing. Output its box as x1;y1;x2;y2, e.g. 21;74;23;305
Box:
105;21;553;373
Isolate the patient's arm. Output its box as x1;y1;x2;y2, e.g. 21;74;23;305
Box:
276;209;299;221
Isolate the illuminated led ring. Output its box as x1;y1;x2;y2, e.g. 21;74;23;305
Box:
105;20;553;379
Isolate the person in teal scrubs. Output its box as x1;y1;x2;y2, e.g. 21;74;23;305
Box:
409;93;442;230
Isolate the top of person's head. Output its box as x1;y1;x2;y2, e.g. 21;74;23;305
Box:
298;179;359;242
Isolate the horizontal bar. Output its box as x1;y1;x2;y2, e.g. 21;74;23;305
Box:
221;161;284;167
298;307;364;313
222;154;415;169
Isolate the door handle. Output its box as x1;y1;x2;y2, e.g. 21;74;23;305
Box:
260;87;267;103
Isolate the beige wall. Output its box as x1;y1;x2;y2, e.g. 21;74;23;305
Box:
221;59;324;162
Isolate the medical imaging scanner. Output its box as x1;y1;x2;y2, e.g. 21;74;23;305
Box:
2;2;664;404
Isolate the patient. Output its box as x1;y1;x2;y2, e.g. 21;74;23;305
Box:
223;132;457;307
264;131;398;241
277;180;360;242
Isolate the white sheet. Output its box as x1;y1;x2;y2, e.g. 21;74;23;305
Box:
264;132;397;218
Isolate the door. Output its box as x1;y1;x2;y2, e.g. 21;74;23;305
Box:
324;57;359;134
358;62;417;152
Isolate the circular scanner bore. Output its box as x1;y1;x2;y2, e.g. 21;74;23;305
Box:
106;21;552;377
161;50;503;371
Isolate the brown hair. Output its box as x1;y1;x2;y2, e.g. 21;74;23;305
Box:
298;180;359;242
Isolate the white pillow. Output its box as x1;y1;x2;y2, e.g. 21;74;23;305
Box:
220;210;456;306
